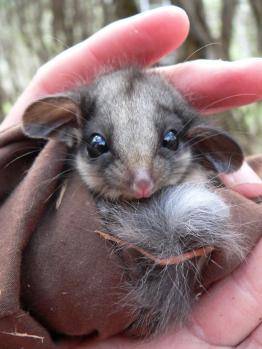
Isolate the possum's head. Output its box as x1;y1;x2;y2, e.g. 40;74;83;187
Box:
22;68;243;200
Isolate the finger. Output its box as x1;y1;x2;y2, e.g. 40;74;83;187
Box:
189;237;262;347
220;162;262;198
35;6;189;93
158;58;262;114
1;6;189;130
158;60;262;199
71;329;226;349
237;323;262;349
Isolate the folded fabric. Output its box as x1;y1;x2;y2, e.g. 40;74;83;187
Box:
0;125;261;348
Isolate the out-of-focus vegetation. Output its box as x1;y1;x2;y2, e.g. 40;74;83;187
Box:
0;0;261;154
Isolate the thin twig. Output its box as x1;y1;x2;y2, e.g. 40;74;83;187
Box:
96;230;214;266
0;331;44;343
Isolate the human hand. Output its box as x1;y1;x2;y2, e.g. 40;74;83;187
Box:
2;6;262;198
2;6;262;348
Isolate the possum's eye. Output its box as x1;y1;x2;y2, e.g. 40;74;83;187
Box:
162;130;179;150
87;133;108;158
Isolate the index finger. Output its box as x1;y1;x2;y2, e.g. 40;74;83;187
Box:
1;6;189;130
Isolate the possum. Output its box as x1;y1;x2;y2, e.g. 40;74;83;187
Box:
22;67;246;336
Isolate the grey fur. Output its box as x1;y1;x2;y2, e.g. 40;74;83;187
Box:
98;184;247;335
75;68;202;199
21;67;245;336
74;68;241;198
23;67;243;199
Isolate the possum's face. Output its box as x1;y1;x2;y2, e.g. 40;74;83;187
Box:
22;68;243;200
75;70;202;199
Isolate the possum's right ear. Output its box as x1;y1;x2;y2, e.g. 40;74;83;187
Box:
22;96;82;146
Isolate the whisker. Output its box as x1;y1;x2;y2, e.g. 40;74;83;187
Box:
43;35;70;50
4;149;40;168
36;168;73;191
200;93;259;114
183;42;222;62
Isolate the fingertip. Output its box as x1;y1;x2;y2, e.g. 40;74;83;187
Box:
133;5;190;40
33;6;190;92
129;6;190;67
220;162;262;198
2;6;190;130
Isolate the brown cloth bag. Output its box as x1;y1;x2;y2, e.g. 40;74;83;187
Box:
0;124;262;349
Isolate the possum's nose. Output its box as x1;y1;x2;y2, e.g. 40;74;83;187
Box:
132;169;154;199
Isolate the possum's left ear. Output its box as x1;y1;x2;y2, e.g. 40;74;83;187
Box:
22;95;82;146
187;126;244;173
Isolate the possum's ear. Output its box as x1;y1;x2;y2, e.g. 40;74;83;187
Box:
22;96;82;146
187;125;244;173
